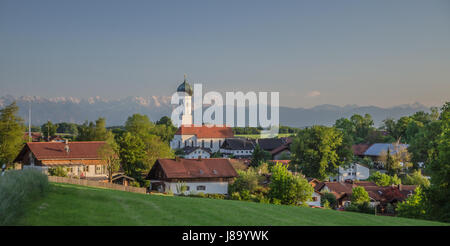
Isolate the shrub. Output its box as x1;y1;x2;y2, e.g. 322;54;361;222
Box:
321;192;338;208
0;169;49;225
230;192;241;201
268;163;313;206
129;181;140;187
368;171;401;186
345;202;375;214
402;170;430;186
205;193;225;200
48;166;67;177
229;169;261;194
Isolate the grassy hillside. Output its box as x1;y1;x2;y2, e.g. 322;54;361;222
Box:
16;183;447;226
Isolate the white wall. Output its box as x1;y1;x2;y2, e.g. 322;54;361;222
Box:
330;163;370;182
220;148;253;157
170;135;225;153
308;192;322;207
165;181;230;194
185;150;211;159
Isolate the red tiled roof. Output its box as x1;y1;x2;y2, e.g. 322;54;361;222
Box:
149;158;238;179
175;125;234;138
23;141;106;160
352;144;371;156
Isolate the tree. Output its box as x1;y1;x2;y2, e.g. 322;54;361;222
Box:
229;169;261;194
77;118;109;141
250;144;271;167
41;121;57;140
402;169;430;186
56;122;79;136
117;132;147;176
98;132;121;182
125;114;154;138
350;114;374;143
0;102;25;167
321;192;338;209
142;134;174;171
93;118;108;140
397;186;427;219
381;142;412;176
290;126;347;180
268;163;313;206
351;186;370;205
368;171;401;186
423;102;450;222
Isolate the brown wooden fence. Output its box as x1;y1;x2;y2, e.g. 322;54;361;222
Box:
48;176;147;194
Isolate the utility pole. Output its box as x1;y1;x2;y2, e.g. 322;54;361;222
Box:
28;103;31;142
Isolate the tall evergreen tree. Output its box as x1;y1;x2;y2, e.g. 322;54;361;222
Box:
0;102;25;167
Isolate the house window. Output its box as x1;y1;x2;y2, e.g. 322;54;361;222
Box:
202;140;205;148
312;197;318;201
185;186;190;191
197;185;206;191
210;140;213;148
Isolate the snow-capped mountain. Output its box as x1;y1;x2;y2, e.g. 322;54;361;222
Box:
0;95;431;127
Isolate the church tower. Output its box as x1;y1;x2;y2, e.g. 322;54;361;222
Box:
177;74;193;126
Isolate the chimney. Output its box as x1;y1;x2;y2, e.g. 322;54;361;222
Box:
64;140;70;154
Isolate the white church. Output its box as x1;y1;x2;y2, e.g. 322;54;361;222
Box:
169;76;234;153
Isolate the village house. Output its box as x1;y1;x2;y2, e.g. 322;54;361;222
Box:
181;146;212;159
256;138;288;152
14;140;108;180
147;158;238;195
308;178;322;207
269;137;292;160
329;163;370;182
220;138;256;158
316;180;417;212
363;143;409;163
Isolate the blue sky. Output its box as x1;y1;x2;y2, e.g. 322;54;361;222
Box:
0;0;449;108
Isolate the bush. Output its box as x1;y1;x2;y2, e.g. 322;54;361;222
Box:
129;181;140;187
368;171;401;186
229;169;261;194
48;166;67;177
268;163;313;206
345;202;375;214
0;169;49;225
230;192;241;201
321;192;338;208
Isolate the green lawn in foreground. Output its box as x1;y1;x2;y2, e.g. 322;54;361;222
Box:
16;183;448;226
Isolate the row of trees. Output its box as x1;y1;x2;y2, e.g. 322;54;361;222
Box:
395;103;449;222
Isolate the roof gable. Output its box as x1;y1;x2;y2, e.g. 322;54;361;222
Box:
21;141;106;160
148;158;238;179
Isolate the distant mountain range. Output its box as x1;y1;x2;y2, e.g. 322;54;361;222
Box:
0;95;431;128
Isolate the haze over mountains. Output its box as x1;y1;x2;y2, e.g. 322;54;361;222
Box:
0;95;431;128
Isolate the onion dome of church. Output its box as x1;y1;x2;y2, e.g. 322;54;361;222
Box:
177;75;193;96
